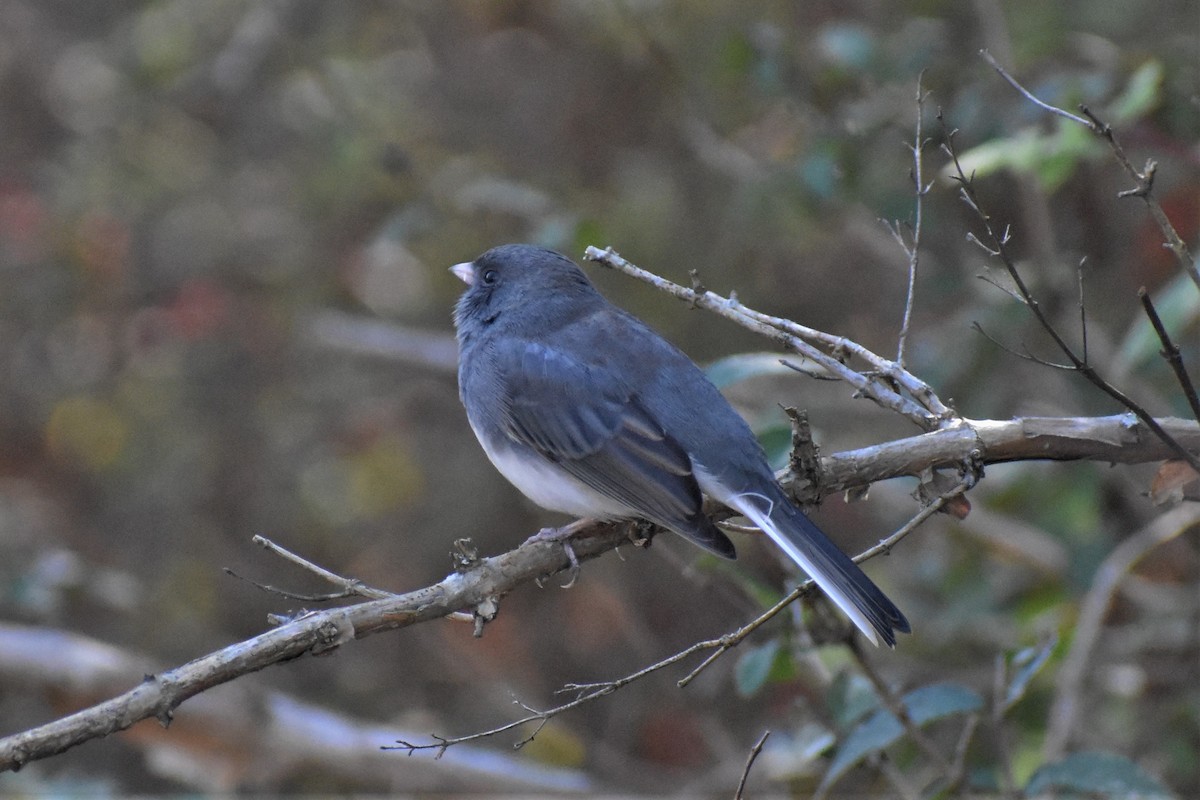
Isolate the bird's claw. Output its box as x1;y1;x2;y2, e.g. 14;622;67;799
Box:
524;524;582;588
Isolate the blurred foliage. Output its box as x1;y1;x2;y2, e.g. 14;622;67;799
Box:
0;0;1196;795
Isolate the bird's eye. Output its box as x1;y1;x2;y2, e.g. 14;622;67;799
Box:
482;269;499;285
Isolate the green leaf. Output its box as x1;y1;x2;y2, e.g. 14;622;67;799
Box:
948;123;1099;192
827;672;880;729
734;638;781;697
704;353;796;389
1110;60;1164;123
904;682;984;725
1025;751;1174;799
950;128;1044;179
761;723;838;781
1036;122;1097;191
1004;635;1057;710
822;709;902;788
820;683;983;790
572;219;610;255
718;32;755;76
756;422;793;472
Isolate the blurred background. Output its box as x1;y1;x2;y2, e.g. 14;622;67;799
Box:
0;0;1196;795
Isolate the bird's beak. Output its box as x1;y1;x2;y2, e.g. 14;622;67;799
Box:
450;262;475;285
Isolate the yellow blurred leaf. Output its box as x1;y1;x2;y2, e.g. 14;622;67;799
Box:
46;395;128;470
348;436;423;517
518;721;587;769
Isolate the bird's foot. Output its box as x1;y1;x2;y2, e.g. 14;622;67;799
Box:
524;520;592;588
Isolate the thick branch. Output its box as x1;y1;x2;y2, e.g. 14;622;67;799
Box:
811;415;1200;493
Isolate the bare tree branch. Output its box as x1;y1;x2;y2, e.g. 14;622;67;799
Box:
812;414;1199;493
942;122;1200;475
979;49;1199;290
734;730;771;800
583;246;954;430
0;523;632;772
0;624;591;793
304;310;459;373
1139;288;1200;423
890;72;931;368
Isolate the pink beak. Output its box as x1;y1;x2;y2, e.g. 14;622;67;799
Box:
450;262;475;285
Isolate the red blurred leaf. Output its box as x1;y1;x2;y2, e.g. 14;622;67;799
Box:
1149;460;1200;505
167;279;230;340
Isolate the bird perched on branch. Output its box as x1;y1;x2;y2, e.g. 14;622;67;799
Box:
451;244;909;647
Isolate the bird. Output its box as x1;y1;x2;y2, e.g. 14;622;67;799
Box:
450;244;910;647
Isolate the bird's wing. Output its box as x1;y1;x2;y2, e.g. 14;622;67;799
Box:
495;339;705;527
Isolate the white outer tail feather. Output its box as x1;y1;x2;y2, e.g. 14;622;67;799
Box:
726;492;881;647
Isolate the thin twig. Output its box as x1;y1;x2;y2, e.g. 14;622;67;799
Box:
1077;258;1089;365
390;625;758;756
0;520;639;772
980;50;1199;290
855;478;972;562
979;49;1091;126
970;322;1074;369
1139;287;1200;423
734;730;771;800
850;638;952;773
943;713;981;795
248;534;402;602
872;757;921;800
2;413;1198;770
685;478;971;686
584;246;954;429
942;118;1200;475
222;567;365;603
893;72;930;367
991;653;1018;795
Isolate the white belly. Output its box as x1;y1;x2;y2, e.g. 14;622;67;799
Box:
472;420;634;519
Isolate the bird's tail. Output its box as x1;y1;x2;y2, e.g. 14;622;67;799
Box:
728;489;910;647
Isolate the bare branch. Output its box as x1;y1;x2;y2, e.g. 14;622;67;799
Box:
0;522;633;771
850;639;953;773
979;49;1092;127
970;322;1076;370
735;730;771;800
895;72;930;367
1077;258;1089;365
813;414;1200;494
941;117;1200;475
0;623;590;793
250;534;398;601
222;567;365;603
1139;288;1200;422
394;477;977;757
855;478;972;562
583;246;954;430
304;310;459;373
979;50;1199;290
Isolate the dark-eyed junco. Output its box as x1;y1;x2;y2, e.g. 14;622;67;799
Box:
451;244;910;647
